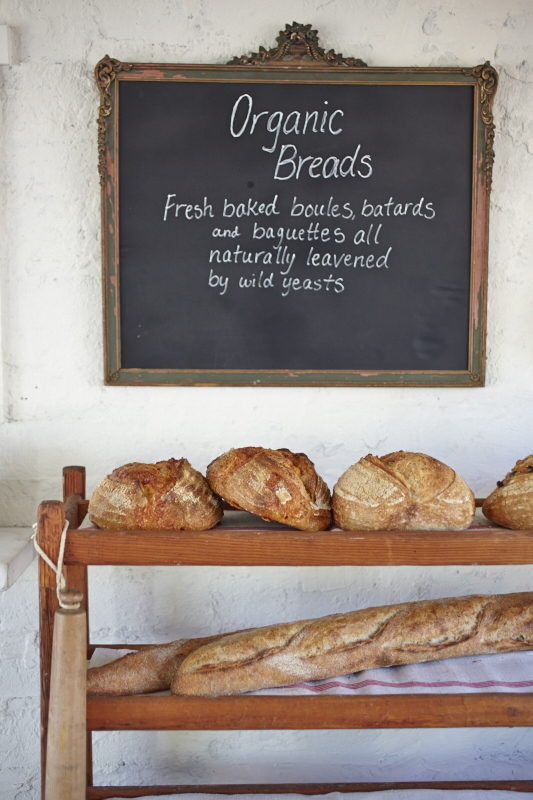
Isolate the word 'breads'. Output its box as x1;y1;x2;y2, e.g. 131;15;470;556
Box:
333;451;475;530
171;592;533;697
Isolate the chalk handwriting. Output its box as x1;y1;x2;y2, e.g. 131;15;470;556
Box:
306;246;392;269
361;197;435;219
230;94;344;153
163;195;214;221
229;94;372;181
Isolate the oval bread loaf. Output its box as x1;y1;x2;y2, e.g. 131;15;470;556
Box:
171;592;533;697
482;455;533;529
88;458;223;531
206;447;332;531
333;451;475;531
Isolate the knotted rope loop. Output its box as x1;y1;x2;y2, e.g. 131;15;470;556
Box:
32;520;80;610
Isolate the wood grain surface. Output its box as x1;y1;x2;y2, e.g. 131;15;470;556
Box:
63;467;92;787
86;781;533;797
45;603;87;800
65;526;533;566
87;693;533;730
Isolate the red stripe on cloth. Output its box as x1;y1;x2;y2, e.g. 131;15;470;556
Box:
274;679;533;692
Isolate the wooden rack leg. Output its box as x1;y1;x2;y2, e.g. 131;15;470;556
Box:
38;499;66;799
62;467;89;640
62;465;93;788
45;590;87;800
63;466;86;522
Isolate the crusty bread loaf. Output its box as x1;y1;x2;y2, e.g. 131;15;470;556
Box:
333;451;475;531
171;592;533;697
206;447;332;531
88;458;223;531
483;455;533;529
87;633;235;695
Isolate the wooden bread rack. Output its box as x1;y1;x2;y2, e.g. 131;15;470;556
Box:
38;466;533;798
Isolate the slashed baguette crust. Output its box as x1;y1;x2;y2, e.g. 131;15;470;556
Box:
333;451;475;531
206;447;332;531
87;631;248;695
88;639;200;695
483;455;533;530
171;592;533;696
88;458;223;531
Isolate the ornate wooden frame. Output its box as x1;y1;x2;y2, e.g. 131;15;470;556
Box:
95;23;497;387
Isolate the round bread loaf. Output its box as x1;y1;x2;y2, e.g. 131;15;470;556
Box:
333;451;475;531
206;447;332;531
88;458;223;530
482;455;533;529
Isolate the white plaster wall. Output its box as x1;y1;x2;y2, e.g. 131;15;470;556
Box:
0;0;533;796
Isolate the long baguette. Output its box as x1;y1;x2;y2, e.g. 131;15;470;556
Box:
171;592;533;697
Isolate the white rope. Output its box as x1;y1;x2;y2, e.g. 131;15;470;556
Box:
32;520;79;609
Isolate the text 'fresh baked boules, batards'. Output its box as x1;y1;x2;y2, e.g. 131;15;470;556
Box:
206;447;332;531
483;455;533;529
88;458;223;531
333;451;475;531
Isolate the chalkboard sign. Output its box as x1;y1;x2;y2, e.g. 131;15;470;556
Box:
95;25;497;386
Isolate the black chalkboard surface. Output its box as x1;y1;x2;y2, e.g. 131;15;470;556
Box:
96;38;496;386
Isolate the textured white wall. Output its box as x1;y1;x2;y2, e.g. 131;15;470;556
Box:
0;0;533;797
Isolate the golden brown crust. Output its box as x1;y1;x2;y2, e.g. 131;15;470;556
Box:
206;447;332;531
171;592;533;697
88;458;223;531
332;451;475;531
87;631;247;695
482;455;533;530
88;640;189;695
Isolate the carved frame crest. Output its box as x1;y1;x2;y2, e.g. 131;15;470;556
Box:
228;21;367;67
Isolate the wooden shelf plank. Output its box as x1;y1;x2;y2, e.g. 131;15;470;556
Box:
66;527;533;567
87;693;533;731
86;781;533;797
